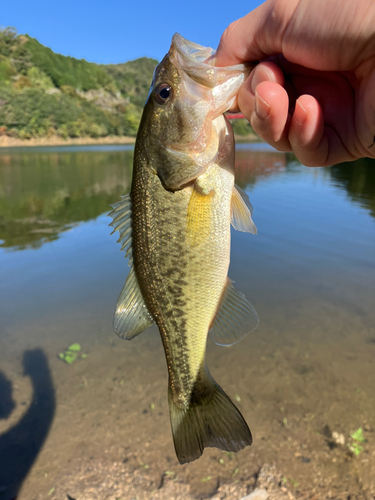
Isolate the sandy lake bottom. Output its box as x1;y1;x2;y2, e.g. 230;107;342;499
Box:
0;144;374;500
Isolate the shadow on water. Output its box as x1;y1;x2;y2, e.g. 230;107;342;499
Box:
0;373;15;419
0;349;55;500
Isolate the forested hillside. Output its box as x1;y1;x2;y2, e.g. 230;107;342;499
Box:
0;27;157;139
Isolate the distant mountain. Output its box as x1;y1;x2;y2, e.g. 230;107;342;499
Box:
104;58;158;108
0;27;158;140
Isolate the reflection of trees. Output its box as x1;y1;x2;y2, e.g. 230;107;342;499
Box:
9;146;372;251
235;150;286;187
330;158;375;218
0;149;133;249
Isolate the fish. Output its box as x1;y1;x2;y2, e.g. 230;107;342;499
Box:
109;33;259;464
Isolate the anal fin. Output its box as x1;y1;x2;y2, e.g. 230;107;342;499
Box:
209;279;259;346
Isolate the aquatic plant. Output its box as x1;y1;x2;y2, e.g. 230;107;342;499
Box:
58;343;87;364
348;427;366;456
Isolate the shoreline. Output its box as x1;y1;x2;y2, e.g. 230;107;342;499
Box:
0;135;136;149
0;133;259;149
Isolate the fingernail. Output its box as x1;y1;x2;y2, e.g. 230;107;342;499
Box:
294;100;307;125
251;71;262;94
250;67;274;94
255;92;270;119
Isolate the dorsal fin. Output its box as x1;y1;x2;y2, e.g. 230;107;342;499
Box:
209;279;259;346
109;194;154;339
231;185;257;234
109;194;133;260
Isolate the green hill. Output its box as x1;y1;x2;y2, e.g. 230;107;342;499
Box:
25;36;116;91
0;27;158;140
104;58;157;108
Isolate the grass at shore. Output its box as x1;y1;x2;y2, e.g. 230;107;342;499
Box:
0;134;135;148
0;133;259;149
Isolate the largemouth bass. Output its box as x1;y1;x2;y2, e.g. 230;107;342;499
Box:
109;34;259;464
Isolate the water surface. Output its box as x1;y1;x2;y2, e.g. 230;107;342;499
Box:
0;145;374;499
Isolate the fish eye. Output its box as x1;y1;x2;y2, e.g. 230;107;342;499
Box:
154;83;173;105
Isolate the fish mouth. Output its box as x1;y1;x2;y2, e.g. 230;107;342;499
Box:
170;33;252;117
172;33;216;66
170;33;251;90
170;34;216;89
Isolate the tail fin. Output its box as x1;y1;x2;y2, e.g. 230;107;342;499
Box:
168;370;252;464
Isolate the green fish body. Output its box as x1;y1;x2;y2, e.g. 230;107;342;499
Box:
110;34;258;464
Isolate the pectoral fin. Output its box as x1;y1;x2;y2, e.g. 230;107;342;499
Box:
231;185;257;234
187;188;214;247
209;279;259;346
109;194;154;339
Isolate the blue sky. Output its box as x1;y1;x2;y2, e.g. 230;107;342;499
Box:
1;0;262;64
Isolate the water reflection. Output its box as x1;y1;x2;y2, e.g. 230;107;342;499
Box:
235;149;375;220
330;157;375;218
0;145;374;254
0;148;133;250
235;148;286;187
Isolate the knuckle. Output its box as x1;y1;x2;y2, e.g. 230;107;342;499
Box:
294;154;318;167
220;20;241;45
218;19;248;61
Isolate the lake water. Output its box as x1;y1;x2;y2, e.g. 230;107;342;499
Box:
0;144;374;499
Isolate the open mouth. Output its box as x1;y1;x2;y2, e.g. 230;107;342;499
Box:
170;33;217;89
172;33;216;66
170;33;250;91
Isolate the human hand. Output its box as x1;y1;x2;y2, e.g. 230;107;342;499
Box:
215;0;375;166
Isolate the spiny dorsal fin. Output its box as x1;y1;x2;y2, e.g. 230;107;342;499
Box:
108;194;133;260
113;267;154;340
109;194;154;339
209;279;259;346
231;185;257;234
